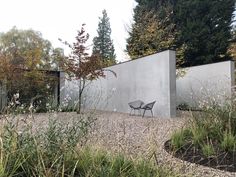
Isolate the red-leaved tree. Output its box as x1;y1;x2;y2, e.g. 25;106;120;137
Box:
60;24;116;113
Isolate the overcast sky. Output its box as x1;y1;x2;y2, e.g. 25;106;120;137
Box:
0;0;137;62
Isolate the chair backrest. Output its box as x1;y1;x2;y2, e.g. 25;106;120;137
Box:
142;101;156;110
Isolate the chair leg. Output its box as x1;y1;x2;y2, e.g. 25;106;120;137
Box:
129;109;132;115
142;110;146;117
151;110;153;117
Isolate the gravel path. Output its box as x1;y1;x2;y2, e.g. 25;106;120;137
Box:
13;111;236;177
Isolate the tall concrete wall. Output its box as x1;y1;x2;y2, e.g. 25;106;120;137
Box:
83;50;176;117
59;71;81;109
176;61;235;108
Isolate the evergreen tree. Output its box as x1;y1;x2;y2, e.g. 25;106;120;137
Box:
175;0;235;66
92;10;116;67
228;26;236;60
127;0;235;67
126;0;183;65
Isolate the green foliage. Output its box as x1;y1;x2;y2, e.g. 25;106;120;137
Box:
5;70;58;111
92;10;116;67
170;129;191;150
221;132;236;152
61;25;107;114
75;148;177;177
198;102;236;136
174;0;234;67
170;95;236;156
0;27;64;110
0;27;64;70
191;126;207;146
228;26;236;60
126;3;178;63
201;142;215;158
177;102;190;110
0;114;177;177
0;113;95;176
127;0;235;67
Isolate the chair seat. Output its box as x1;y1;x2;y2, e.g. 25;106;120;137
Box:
128;100;144;116
128;100;144;109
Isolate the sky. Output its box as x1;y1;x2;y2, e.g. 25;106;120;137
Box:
0;0;137;62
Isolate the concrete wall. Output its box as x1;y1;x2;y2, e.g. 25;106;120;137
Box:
59;71;81;109
82;50;176;117
176;61;235;108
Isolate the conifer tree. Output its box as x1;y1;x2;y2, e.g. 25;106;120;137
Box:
174;0;235;66
126;1;182;65
228;26;236;59
127;0;235;67
92;10;116;67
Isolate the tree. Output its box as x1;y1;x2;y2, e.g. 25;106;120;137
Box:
228;26;236;60
60;24;116;113
0;52;58;111
0;27;64;110
174;0;235;67
92;10;116;67
127;0;235;67
0;27;64;70
126;2;179;62
126;0;183;65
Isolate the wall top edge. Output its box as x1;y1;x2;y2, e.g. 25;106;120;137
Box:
103;50;175;69
177;60;234;70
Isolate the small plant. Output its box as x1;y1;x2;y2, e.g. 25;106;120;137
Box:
221;132;236;152
177;102;190;110
0;103;178;176
170;129;190;150
75;148;176;177
167;95;236;171
201;142;215;157
191;125;207;146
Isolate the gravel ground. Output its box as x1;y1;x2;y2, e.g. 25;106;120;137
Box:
9;111;236;177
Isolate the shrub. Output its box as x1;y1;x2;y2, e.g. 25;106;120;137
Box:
221;132;236;152
170;129;191;150
177;103;190;110
169;95;236;171
201;142;215;158
190;98;236;150
191;125;207;146
75;148;177;177
0;112;177;176
0;112;96;176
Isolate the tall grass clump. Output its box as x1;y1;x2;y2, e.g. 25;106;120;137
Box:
221;131;236;152
75;148;177;177
0;104;177;177
171;96;236;150
0;111;96;177
168;95;236;171
171;129;191;151
200;142;215;157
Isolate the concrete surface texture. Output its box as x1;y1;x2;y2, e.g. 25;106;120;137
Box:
59;71;80;108
60;51;235;118
176;61;235;108
84;50;176;118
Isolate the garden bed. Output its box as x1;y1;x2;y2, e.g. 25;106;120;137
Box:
7;111;236;176
164;140;236;172
166;100;236;174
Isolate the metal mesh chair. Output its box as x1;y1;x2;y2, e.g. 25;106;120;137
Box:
141;101;156;117
128;100;144;116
